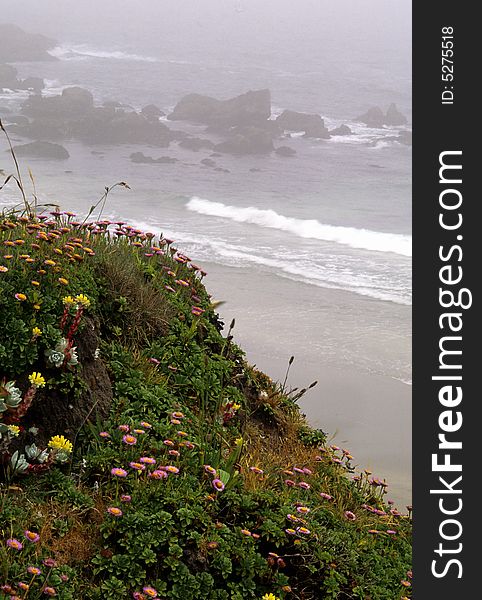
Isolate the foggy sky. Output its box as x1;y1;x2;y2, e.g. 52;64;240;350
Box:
0;0;411;73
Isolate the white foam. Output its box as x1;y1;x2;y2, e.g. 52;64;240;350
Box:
49;45;158;63
186;197;412;257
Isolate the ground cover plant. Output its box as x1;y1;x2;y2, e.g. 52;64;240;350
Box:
0;129;412;599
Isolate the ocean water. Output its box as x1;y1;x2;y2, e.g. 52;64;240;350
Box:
1;1;412;497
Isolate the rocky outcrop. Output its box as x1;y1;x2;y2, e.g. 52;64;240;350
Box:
130;152;177;164
141;104;165;121
22;87;94;119
200;158;216;167
329;124;352;136
17;77;45;92
179;137;215;151
0;63;18;89
168;89;271;129
214;125;274;155
11;141;70;160
0;63;44;92
275;110;330;138
18;88;172;146
356;104;408;128
385;103;408;126
0;24;57;62
275;145;297;156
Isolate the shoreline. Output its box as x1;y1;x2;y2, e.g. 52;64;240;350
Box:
200;259;412;507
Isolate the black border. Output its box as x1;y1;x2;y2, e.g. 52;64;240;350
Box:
413;3;477;595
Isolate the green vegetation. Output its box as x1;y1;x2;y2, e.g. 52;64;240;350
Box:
0;140;411;599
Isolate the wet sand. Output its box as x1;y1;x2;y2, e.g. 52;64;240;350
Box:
201;261;412;507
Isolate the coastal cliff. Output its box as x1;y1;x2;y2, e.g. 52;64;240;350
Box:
0;167;411;600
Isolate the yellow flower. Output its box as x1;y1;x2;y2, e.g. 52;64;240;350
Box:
33;303;41;311
232;403;241;411
44;259;56;266
32;326;42;337
58;278;69;285
262;594;279;600
31;280;40;287
7;425;20;437
235;437;243;446
62;295;76;306
28;372;46;388
75;293;91;308
0;265;8;273
48;435;73;454
15;293;27;301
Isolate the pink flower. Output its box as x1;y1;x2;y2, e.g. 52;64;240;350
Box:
212;478;225;492
6;538;23;550
107;507;123;517
129;462;145;472
140;457;156;465
24;530;40;543
320;492;333;501
122;434;137;445
142;586;158;598
165;465;180;474
121;494;132;502
43;587;57;596
111;467;128;478
344;511;357;521
99;431;111;438
118;425;130;432
149;470;168;480
284;479;296;487
298;481;311;490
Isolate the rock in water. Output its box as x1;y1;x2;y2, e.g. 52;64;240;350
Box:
385;103;408;126
275;110;330;138
0;63;19;89
329;124;352;136
168;89;271;129
11;141;70;160
355;106;385;128
0;24;57;62
215;126;274;155
141;104;165;121
179;137;215;151
130;152;177;164
356;105;408;127
200;158;217;167
275;146;297;156
17;77;45;92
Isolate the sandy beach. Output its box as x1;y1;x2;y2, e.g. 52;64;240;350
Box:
202;261;412;507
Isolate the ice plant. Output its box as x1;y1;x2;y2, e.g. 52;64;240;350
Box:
344;511;357;521
6;538;23;550
142;586;158;598
107;507;123;517
48;435;73;454
28;372;46;388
